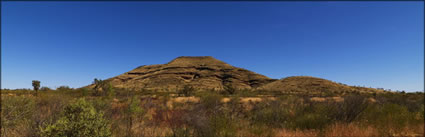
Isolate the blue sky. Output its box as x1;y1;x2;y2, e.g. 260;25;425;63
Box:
2;2;423;91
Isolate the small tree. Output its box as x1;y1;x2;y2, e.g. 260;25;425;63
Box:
32;80;40;95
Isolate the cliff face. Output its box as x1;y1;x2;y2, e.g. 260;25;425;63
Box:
100;56;277;91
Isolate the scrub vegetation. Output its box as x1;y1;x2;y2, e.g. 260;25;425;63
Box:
1;82;423;137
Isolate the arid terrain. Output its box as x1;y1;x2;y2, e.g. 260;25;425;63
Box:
1;56;424;137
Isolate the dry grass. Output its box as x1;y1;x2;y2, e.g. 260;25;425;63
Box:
310;97;326;102
274;123;424;137
323;123;379;137
274;129;318;137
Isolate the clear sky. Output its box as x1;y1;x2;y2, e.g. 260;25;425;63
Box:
2;2;423;92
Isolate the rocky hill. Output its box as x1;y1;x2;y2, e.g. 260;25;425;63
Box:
258;76;384;94
87;56;383;94
93;56;276;91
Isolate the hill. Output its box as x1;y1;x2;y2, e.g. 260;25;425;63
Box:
87;56;384;94
258;76;384;95
89;56;276;91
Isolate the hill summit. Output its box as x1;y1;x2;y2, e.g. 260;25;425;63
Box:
97;56;276;91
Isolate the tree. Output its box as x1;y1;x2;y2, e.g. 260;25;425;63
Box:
32;80;40;95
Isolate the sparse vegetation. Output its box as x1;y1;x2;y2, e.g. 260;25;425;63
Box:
1;86;423;137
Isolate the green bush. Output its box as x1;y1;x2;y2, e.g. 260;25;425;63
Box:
40;98;111;137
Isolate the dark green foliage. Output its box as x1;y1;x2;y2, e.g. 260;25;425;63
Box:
40;98;111;137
